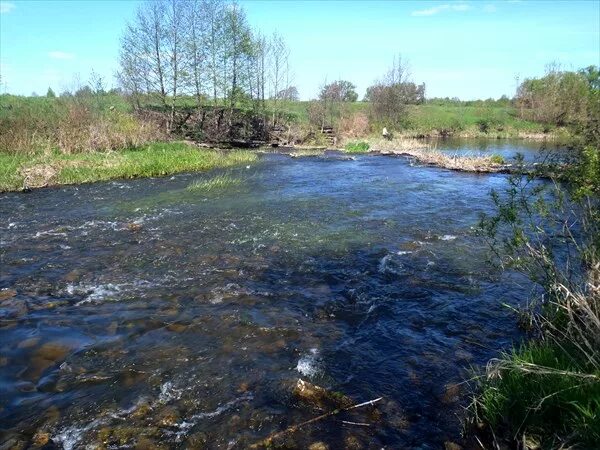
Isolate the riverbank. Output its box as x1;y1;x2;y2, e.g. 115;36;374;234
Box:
0;137;553;193
0;142;257;192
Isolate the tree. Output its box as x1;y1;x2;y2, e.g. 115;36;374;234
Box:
367;54;424;127
46;87;56;98
515;64;591;126
319;80;358;103
276;86;299;101
269;31;290;124
117;0;294;132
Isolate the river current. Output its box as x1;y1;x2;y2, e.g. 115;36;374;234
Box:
0;146;540;448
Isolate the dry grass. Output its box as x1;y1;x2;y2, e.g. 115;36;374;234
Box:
0;97;164;155
367;137;507;173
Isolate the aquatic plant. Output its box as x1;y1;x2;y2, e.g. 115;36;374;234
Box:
186;173;243;193
344;141;370;153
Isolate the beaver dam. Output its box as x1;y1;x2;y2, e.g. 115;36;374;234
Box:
0;141;558;448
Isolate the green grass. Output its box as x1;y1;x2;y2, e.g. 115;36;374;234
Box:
186;173;243;192
0;142;257;192
344;141;370;153
401;104;549;136
490;154;505;165
473;342;600;448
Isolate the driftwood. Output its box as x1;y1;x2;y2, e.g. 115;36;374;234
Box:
249;397;383;448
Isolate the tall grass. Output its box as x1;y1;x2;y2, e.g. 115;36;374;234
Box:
0;94;162;155
472;267;600;448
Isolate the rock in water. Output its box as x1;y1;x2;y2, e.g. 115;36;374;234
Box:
293;379;353;410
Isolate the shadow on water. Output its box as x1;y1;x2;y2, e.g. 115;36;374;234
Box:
0;145;546;448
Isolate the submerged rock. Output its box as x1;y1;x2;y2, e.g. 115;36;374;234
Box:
31;431;50;447
0;288;17;302
308;442;329;450
441;383;461;404
21;342;71;381
444;441;463;450
293;379;353;410
127;223;143;232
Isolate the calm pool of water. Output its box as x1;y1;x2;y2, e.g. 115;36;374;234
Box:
432;137;567;161
0;149;535;448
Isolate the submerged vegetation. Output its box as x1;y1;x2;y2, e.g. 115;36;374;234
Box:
343;141;370;153
186;173;244;193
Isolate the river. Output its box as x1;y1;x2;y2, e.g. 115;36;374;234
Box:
0;143;549;448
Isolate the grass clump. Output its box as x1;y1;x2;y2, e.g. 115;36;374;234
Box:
474;339;600;447
186;173;243;193
490;154;505;165
344;141;370;153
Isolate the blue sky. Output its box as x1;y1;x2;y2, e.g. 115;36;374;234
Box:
1;0;598;99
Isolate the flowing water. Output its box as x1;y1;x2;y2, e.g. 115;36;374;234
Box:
0;147;541;449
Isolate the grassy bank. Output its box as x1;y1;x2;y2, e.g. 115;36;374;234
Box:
470;152;600;448
0;142;257;192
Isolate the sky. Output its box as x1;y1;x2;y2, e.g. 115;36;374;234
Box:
1;0;598;100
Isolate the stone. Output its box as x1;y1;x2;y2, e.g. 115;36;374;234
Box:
22;342;71;381
17;337;40;349
0;289;17;302
444;442;463;450
157;406;180;427
344;435;363;449
441;383;460;404
64;270;81;282
293;379;353;410
166;323;187;333
127;223;143;232
31;431;50;447
308;443;328;450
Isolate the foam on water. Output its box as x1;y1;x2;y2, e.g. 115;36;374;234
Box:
296;348;320;378
439;234;457;241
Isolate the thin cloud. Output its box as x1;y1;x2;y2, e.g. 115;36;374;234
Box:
484;4;498;13
48;51;75;60
412;3;471;17
0;2;16;14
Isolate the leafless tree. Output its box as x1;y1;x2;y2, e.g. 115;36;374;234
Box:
269;32;290;124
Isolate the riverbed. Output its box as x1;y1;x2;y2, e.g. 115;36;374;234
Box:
0;147;539;448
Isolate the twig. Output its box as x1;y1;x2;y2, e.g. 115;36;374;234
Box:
249;397;383;448
340;420;372;427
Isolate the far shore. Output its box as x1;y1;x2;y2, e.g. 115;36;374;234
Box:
0;134;564;194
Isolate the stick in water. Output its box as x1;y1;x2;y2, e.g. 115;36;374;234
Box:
249;397;383;448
